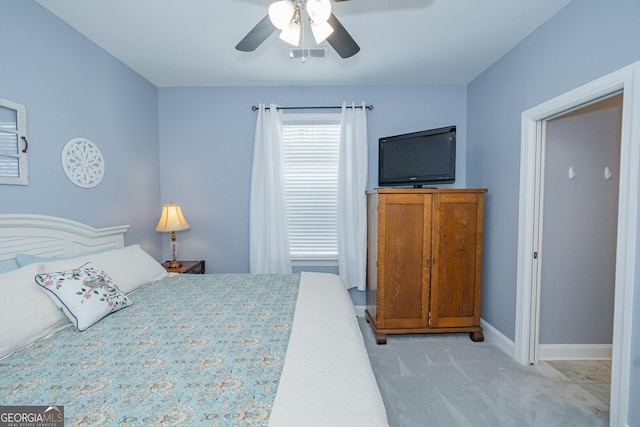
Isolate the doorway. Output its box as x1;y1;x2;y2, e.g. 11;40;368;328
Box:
514;62;640;427
535;95;622;420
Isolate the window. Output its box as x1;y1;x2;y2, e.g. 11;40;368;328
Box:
0;99;28;185
281;113;341;265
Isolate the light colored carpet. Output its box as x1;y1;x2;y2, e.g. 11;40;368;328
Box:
358;318;608;427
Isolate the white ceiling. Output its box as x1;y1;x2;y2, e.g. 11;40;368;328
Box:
35;0;572;88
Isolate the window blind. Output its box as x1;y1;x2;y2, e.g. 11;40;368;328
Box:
0;133;20;178
281;113;341;261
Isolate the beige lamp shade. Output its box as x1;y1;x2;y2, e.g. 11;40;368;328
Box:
155;202;190;232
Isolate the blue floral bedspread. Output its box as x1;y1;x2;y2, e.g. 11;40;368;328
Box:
0;273;300;426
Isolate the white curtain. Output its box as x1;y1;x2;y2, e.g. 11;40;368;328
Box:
338;102;368;290
249;103;292;274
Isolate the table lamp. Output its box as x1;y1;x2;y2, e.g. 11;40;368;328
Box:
155;202;190;268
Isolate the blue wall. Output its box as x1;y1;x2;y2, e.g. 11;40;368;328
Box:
157;86;468;280
0;0;162;257
466;0;640;423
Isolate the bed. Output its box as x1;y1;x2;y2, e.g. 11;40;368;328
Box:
0;214;388;426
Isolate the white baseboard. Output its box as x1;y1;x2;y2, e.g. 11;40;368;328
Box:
478;319;612;362
355;314;611;365
538;344;612;361
480;318;515;359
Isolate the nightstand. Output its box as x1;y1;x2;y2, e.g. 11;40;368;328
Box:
162;260;205;274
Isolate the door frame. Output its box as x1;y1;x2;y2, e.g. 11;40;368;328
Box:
515;61;640;426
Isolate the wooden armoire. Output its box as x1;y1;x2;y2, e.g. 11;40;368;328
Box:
365;188;487;344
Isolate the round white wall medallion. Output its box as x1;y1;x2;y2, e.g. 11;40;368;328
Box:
61;138;105;188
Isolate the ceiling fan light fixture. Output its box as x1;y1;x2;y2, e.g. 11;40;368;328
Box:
268;0;295;30
279;20;301;46
310;19;334;44
306;0;332;23
236;0;359;59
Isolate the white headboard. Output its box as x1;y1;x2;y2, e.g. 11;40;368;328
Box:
0;214;130;262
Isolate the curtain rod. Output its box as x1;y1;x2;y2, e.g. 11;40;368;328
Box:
251;104;373;111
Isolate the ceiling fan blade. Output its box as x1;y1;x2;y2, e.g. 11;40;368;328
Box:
326;13;360;58
236;15;276;52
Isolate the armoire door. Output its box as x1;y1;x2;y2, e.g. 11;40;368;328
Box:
430;192;484;328
378;193;431;329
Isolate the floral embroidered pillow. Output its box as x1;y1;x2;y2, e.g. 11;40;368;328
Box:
35;262;132;331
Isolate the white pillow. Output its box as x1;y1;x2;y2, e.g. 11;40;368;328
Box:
40;245;168;294
0;264;70;360
35;262;132;331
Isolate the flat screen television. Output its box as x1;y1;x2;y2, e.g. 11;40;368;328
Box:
378;125;456;187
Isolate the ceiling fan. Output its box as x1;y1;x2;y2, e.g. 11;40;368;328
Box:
236;0;360;58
